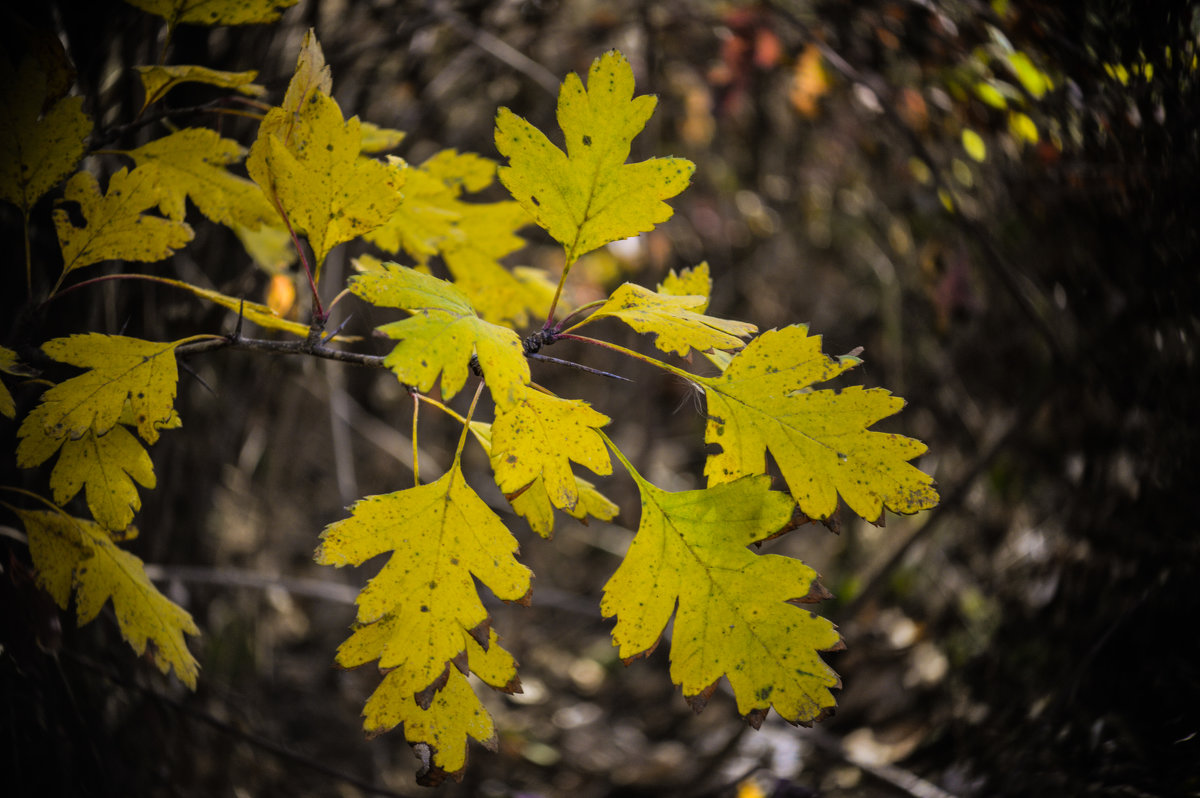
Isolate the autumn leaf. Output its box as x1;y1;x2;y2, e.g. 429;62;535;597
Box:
11;507;199;687
697;325;939;522
0;55;92;216
495;50;694;266
489;385;612;512
359;120;407;154
125;128;278;229
601;471;842;724
133;64;265;111
0;346;35;419
53;168;195;279
357;629;518;783
350;262;530;406
658;261;713;310
315;457;530;714
33;334;184;444
469;421;618;538
125;0;298;27
575;281;756;357
18;403;156;531
247;31;404;271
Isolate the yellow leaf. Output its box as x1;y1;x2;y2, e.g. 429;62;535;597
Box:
232;221;296;273
21;419;156;532
961;128;987;162
1008;110;1039;144
0;345;34;419
698;326;938;522
351;263;530;406
124;0;298;27
657;261;713;312
470;421;619;538
124;128;278;229
495;50;694;266
359;120;407;154
577;282;756;357
316;459;531;695
134;274;331;339
133;64;265;111
13;508;199;687
54;168;195;277
362;663;496;782
490;385;612;512
601;473;842;723
35;334;184;444
1005;51;1048;99
973;80;1008;110
0;55;92;214
249;94;405;268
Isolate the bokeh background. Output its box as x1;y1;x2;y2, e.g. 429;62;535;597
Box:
3;1;1198;796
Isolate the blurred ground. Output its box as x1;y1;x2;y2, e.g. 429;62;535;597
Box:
3;1;1199;796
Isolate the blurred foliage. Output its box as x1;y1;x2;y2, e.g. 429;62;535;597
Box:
2;0;1197;796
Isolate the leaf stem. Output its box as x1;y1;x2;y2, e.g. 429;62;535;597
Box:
273;201;324;321
556;298;607;331
542;258;576;329
454;381;486;462
411;391;420;487
22;210;32;301
596;429;646;487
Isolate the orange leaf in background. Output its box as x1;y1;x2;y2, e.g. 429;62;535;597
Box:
790;45;829;117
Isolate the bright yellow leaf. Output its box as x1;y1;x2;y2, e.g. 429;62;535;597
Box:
12;507;199;687
495;50;694;266
134;274;332;339
316;458;531;696
1005;51;1049;99
125;128;278;229
54;168;194;278
124;0;298;27
961;128;987;162
35;334;184;444
973;80;1008;110
601;473;842;724
359;120;407;154
0;55;92;215
658;261;713;311
470;421;619;538
1009;111;1039;144
133;64;265;111
698;325;938;522
18;414;156;532
489;385;612;512
576;282;756;357
350;263;530;406
790;44;830;117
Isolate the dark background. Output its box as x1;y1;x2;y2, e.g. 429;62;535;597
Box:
2;1;1198;796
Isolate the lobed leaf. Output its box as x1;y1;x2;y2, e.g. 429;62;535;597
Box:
34;334;183;444
125;128;278;229
51;425;156;532
0;55;92;215
54;168;195;277
579;281;756;357
351;263;530;406
315;460;531;694
601;474;842;724
0;346;35;419
698;325;939;522
495;50;694;266
489;385;612;512
13;508;199;688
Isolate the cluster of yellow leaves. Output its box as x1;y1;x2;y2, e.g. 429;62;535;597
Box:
11;335;199;685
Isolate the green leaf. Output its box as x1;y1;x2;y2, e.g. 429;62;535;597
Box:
697;325;938;522
601;473;842;724
54;168;195;277
495;50;694;266
578;281;756;357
